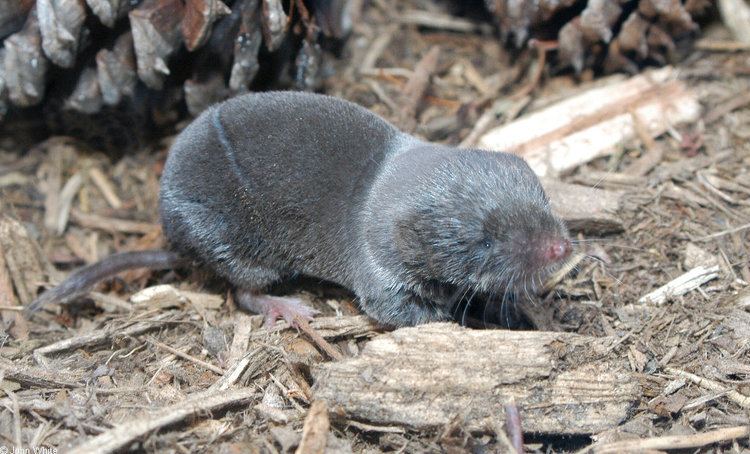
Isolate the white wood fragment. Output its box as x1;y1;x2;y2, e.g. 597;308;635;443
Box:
638;265;720;305
130;284;223;310
478;66;701;177
718;0;750;44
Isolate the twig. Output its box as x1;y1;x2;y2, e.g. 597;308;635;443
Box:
704;91;750;125
295;400;330;454
586;425;750;453
34;312;176;360
346;420;405;434
71;209;159;235
88;167;122;209
399;45;441;132
0;357;82;389
697;222;750;241
695;39;750;51
294;316;344;361
511;39;557;100
398;9;485;33
664;367;750;409
360;24;397;71
74;387;258;453
269;372;305;413
146;337;224;375
364;79;399;113
54;172;84;235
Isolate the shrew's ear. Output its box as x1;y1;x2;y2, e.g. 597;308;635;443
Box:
394;212;428;270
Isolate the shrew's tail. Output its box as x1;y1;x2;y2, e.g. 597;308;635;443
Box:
25;250;187;315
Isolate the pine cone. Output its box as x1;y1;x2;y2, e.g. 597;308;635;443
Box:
0;0;353;151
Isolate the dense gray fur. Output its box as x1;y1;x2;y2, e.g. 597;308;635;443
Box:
159;91;570;326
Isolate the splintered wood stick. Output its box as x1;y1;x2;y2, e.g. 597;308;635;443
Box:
478;66;701;177
312;323;639;434
638;265;720;305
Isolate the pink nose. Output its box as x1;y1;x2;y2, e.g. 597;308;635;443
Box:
544;239;572;263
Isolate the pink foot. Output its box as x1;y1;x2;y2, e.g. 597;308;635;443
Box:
236;290;318;328
260;295;318;328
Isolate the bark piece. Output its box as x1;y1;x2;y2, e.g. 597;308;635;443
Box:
478;67;701;177
96;32;137;105
313;323;640;434
542;179;623;234
182;0;231;51
4;7;48;107
37;0;87;68
86;0;135;27
129;0;185;89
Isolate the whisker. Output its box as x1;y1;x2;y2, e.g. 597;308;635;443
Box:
462;288;479;327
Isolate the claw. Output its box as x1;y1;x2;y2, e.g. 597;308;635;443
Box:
261;296;318;328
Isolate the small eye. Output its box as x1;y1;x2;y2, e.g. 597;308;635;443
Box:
483;241;492;249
